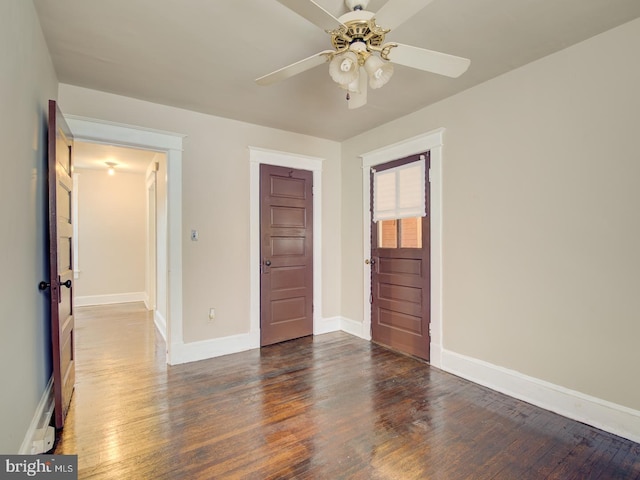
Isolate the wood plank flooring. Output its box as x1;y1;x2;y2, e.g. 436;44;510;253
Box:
54;303;640;479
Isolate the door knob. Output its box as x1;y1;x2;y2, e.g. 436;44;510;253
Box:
265;260;271;266
38;279;72;291
365;259;376;265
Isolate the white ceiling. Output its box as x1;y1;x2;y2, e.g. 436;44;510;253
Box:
74;141;157;173
34;0;640;142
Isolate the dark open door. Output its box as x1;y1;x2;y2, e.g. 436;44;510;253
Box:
260;164;313;346
45;100;75;428
370;153;431;360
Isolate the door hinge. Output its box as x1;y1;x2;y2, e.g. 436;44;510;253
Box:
428;168;432;183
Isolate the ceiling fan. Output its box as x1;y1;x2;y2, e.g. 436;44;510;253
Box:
255;0;471;109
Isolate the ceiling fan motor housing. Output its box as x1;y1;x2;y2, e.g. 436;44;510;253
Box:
332;10;389;58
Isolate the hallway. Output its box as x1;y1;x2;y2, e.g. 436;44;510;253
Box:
54;303;640;479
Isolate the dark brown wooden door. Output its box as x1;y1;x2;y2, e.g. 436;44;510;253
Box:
371;153;431;360
260;164;313;346
47;100;76;428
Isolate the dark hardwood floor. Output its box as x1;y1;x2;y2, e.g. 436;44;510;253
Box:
54;303;640;479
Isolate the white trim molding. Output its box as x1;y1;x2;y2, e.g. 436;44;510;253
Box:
75;292;147;307
314;316;341;335
248;147;324;347
64;115;184;365
360;129;445;365
170;314;346;364
154;311;167;343
19;377;54;454
442;349;640;444
72;173;80;279
340;317;369;339
171;330;260;365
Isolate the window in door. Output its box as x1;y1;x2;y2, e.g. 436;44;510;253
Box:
377;217;422;248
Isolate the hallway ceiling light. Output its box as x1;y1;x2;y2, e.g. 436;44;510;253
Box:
105;161;117;175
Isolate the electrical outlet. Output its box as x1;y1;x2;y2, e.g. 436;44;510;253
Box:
208;308;215;321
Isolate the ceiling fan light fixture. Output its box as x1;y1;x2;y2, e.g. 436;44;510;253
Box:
335;69;363;94
345;74;362;93
365;55;394;89
329;51;359;86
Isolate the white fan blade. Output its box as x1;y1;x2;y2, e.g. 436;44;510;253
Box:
375;0;435;31
389;43;470;78
275;0;344;31
256;50;334;86
348;68;368;109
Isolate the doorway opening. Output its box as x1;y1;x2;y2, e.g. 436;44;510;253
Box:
72;141;162;325
65;115;184;364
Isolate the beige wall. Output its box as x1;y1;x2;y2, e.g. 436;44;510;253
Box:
342;18;640;411
0;1;59;452
75;168;147;300
58;84;342;343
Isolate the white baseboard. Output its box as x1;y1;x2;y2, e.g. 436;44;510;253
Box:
314;316;341;335
441;349;640;444
429;343;443;369
144;294;155;311
75;292;146;307
154;311;167;343
340;317;370;340
170;315;352;365
19;376;54;454
169;330;261;365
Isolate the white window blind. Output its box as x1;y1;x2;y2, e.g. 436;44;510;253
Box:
373;158;426;222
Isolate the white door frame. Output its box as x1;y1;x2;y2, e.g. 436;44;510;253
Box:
361;129;444;367
248;147;324;345
64;115;185;365
145;165;157;312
